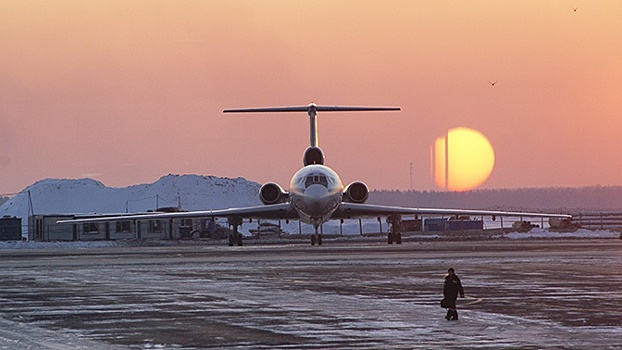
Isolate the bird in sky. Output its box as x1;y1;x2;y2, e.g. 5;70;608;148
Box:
489;80;498;86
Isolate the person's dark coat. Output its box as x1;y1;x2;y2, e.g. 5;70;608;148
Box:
443;274;465;309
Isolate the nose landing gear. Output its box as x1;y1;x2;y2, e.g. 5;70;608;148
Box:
310;225;322;245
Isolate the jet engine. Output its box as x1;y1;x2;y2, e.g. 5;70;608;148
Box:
342;181;369;203
303;147;324;166
259;182;289;205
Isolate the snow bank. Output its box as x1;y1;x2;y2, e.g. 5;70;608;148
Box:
0;240;120;250
1;228;618;250
497;228;620;239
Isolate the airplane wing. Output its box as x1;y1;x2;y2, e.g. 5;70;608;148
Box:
57;203;299;224
333;203;571;220
59;202;570;225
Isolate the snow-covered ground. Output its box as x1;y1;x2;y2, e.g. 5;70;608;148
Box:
0;228;618;250
1;240;621;349
499;227;619;239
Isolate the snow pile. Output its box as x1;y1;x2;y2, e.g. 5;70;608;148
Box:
0;240;120;250
0;174;262;222
498;228;620;239
0;228;618;250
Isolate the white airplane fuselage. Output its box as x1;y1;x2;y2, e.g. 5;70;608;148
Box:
288;164;344;228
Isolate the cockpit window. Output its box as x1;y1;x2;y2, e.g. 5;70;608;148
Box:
305;174;329;188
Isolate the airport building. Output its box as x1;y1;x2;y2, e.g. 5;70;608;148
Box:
27;213;229;241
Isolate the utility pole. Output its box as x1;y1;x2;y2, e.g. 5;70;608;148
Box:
409;162;413;191
445;130;449;191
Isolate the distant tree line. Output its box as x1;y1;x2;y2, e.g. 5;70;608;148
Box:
368;186;622;213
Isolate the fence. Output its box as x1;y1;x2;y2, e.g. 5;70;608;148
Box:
571;212;622;230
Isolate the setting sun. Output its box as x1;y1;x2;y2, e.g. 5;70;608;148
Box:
432;127;495;191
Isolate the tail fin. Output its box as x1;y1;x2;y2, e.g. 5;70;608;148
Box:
224;103;400;147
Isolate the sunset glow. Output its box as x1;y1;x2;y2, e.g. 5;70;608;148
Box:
1;1;621;194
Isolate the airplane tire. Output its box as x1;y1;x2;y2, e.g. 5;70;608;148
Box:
396;232;402;244
317;235;322;246
237;233;243;246
311;235;316;245
228;234;234;246
387;232;394;244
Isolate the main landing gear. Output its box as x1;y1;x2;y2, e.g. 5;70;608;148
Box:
228;217;243;246
387;214;402;244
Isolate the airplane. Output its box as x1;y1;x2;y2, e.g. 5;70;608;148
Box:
59;103;571;246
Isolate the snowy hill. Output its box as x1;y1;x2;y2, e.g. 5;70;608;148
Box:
0;174;385;237
0;174;262;222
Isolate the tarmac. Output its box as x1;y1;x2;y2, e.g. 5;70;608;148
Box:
1;238;621;349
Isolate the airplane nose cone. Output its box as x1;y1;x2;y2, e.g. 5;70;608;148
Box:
304;184;331;214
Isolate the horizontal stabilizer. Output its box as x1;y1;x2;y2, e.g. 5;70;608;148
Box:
224;103;401;148
224;103;400;113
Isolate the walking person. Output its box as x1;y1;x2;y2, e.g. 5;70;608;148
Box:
443;267;465;320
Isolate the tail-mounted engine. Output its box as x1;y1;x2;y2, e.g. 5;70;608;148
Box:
259;182;289;205
342;181;369;203
303;147;324;166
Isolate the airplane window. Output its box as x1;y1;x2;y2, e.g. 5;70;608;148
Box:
305;174;329;187
319;174;328;186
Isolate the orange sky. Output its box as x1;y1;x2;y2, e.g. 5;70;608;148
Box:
1;1;621;194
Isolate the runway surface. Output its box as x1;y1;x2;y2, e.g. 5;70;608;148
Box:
1;239;621;349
